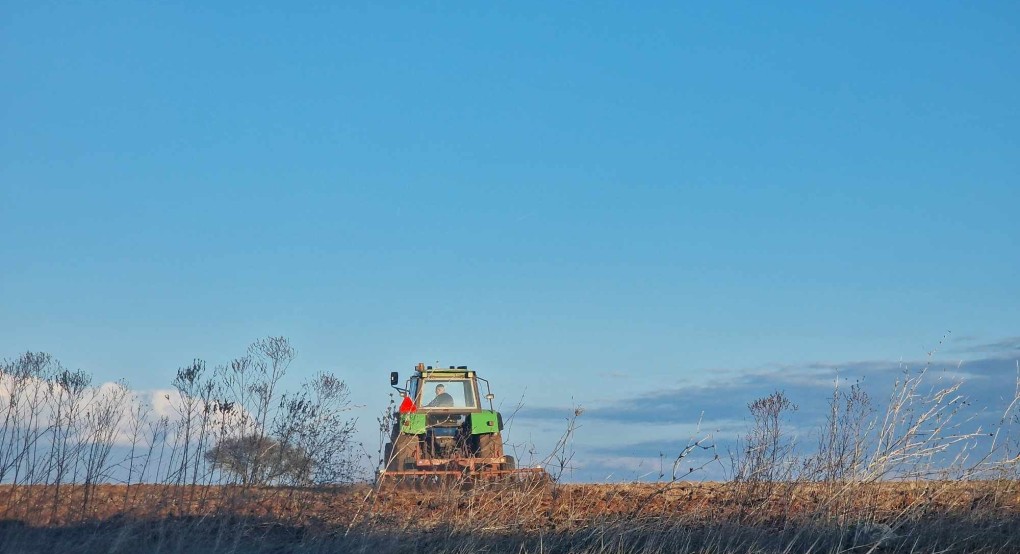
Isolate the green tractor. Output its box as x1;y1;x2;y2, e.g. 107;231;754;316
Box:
381;363;542;481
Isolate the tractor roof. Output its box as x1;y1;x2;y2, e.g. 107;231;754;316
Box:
421;370;474;377
414;364;475;378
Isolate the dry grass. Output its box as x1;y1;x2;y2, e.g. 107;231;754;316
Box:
0;480;1018;553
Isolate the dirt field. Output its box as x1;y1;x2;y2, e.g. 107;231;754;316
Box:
0;481;1015;527
1;480;1018;553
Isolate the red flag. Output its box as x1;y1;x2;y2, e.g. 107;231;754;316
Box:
399;395;417;413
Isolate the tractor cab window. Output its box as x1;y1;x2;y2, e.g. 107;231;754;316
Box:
421;379;477;409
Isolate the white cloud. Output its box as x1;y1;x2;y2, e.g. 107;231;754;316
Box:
0;375;256;448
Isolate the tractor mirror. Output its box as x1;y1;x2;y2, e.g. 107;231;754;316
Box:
390;371;399;386
485;393;494;400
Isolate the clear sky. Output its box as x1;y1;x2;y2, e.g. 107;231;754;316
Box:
2;2;1018;480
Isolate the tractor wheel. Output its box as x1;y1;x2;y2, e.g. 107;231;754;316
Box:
387;433;417;472
503;455;516;471
477;432;502;459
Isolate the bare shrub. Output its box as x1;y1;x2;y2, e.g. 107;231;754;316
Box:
273;372;358;485
0;337;359;528
79;380;129;516
205;338;359;488
868;365;985;481
204;434;311;485
731;390;798;513
808;378;874;483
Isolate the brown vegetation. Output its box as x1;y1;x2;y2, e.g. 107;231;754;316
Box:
0;480;1018;553
6;480;1017;530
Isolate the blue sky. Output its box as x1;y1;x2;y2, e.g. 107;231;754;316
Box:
2;2;1018;480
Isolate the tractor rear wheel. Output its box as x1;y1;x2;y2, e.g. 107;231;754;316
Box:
387;433;418;471
477;432;502;459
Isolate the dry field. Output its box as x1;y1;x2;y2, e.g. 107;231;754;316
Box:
1;480;1018;553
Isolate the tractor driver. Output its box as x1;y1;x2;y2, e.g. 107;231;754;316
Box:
426;384;455;407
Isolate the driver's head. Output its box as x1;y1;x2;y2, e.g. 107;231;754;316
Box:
435;384;445;394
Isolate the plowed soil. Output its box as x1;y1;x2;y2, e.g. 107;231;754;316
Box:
1;480;1017;530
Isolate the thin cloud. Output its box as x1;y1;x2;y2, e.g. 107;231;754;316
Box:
954;336;1020;355
568;355;1018;426
519;347;1020;480
596;371;632;380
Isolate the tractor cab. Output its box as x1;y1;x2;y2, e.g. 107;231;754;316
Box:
391;364;494;413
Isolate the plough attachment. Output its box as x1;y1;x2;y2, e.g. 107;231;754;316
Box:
378;467;549;489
